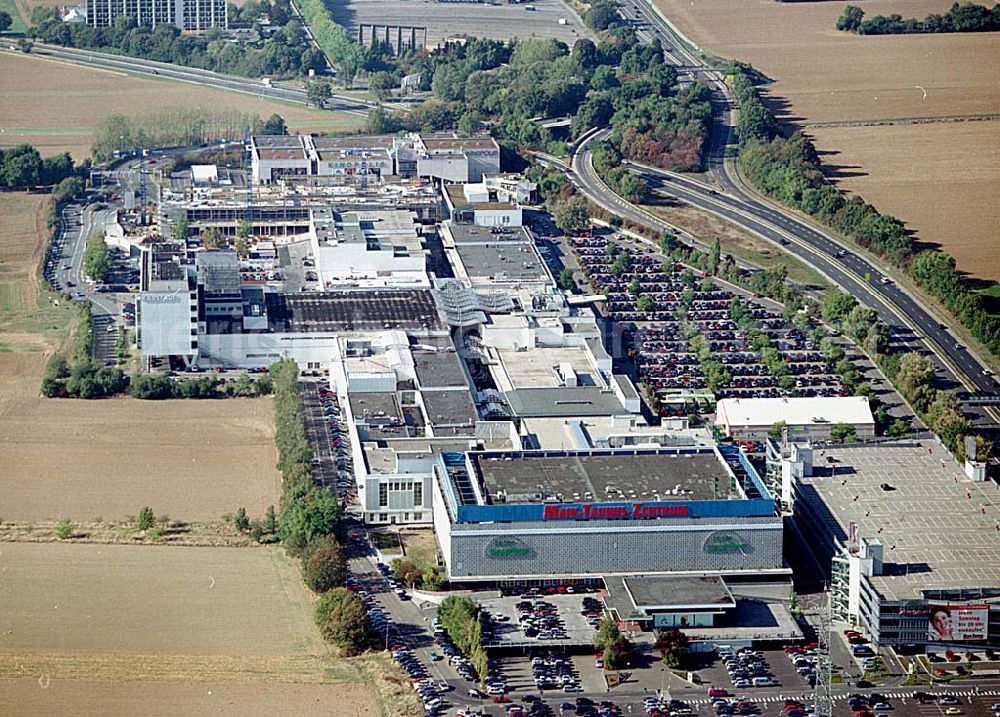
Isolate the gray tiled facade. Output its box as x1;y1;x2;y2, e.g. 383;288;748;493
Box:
446;516;784;579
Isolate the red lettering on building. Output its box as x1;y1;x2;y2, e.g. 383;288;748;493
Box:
542;502;690;520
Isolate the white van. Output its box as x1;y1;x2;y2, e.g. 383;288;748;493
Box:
751;677;773;687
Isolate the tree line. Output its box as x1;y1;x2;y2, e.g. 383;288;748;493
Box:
130;371;273;399
728;61;1000;363
28;0;325;80
837;3;1000;34
269;359;372;655
91;110;271;160
437;596;489;681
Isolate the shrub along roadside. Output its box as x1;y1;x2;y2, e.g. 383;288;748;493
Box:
437;596;489;681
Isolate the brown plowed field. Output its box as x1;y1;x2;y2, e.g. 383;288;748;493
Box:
0;543;322;656
0;52;363;159
809;121;1000;281
0;679;380;717
652;0;1000;282
0;353;281;523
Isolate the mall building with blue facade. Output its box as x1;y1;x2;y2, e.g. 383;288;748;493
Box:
431;444;791;629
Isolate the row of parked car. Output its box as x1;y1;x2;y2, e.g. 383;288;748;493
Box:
316;383;355;502
710;696;760;716
643;696;694;717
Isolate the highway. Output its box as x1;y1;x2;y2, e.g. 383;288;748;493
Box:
569;2;1000;411
0;43;374;115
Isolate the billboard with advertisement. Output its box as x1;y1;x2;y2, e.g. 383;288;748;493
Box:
927;604;989;641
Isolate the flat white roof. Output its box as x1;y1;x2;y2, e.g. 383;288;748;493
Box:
191;165;218;183
716;396;874;428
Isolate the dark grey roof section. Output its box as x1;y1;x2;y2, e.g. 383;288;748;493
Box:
422;389;478;435
624;575;736;609
265;290;444;333
473;449;734;504
503;387;627;418
414;350;467;388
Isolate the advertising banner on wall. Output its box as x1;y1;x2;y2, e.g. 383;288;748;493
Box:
927;604;989;641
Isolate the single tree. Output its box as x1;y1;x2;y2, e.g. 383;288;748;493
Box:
551;195;590;235
314;588;372;655
137;506;155;531
831;423;858;444
558;268;575;292
262;113;287;135
201;226;224;250
768;420;787;441
0;11;12;34
306;80;332;108
391;557;422;588
654;628;690;669
173;218;190;243
303;535;347;593
233;506;250;532
55;519;73;539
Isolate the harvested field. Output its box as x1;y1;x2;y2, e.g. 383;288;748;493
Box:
0;192;76;354
0;543;322;656
0;52;363;159
0;679;380;717
809;120;1000;283
0;353;282;523
652;0;1000;124
651;0;1000;283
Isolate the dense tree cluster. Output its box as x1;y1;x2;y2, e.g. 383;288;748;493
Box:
359;19;710;169
837;2;1000;34
0;145;80;189
314;588;372;655
29;1;325;79
729;62;1000;361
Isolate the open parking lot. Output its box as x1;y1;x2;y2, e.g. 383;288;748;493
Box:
570;236;845;424
300;379;355;505
479;594;601;648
